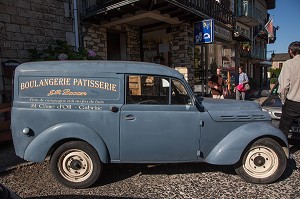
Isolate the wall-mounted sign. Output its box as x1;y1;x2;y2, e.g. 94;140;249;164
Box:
194;19;214;44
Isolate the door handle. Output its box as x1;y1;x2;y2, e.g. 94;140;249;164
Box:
122;114;136;120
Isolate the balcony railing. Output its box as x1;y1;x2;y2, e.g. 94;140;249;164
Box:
176;0;234;26
82;0;235;28
239;44;266;60
236;0;264;25
251;46;266;60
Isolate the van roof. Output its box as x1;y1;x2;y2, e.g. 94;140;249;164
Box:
16;61;184;79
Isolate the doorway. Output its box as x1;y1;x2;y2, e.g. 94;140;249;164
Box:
107;32;126;60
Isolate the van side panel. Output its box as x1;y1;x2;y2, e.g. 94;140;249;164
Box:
12;73;124;163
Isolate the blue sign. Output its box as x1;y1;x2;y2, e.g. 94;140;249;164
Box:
194;19;214;44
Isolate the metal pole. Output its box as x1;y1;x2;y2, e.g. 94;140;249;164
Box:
201;44;205;97
73;0;79;51
205;44;209;96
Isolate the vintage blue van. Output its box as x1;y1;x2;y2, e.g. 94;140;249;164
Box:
11;61;289;188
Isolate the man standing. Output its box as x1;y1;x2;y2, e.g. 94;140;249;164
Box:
278;41;300;137
208;68;225;99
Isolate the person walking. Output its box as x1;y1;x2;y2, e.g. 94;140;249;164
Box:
235;67;249;100
278;41;300;137
208;68;225;99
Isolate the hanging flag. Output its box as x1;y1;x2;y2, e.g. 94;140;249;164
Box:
265;18;274;43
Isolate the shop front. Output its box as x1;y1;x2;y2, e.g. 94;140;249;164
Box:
81;0;234;88
194;23;235;96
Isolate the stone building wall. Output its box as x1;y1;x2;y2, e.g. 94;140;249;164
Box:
125;25;140;61
83;24;107;59
83;23;140;61
0;0;73;63
171;23;194;86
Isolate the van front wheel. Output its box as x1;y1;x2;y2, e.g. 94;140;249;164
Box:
50;141;102;189
235;138;287;184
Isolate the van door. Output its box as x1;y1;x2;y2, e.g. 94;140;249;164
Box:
120;75;201;162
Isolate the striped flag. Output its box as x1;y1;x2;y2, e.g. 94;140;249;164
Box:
265;19;274;43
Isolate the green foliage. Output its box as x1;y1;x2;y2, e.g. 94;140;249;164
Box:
270;77;278;84
272;68;281;77
27;48;44;61
268;68;281;78
27;40;102;61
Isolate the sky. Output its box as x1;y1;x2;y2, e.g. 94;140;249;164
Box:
267;0;300;56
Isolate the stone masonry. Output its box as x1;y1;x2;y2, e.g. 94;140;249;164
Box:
83;23;107;59
83;23;140;61
171;23;194;86
0;0;73;63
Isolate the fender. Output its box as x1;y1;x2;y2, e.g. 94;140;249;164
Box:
24;122;109;163
205;122;288;165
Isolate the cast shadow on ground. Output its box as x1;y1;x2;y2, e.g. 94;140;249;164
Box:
277;139;300;182
94;160;295;187
92;162;237;188
24;159;297;199
95;142;299;186
289;139;300;154
26;196;146;199
0;141;27;173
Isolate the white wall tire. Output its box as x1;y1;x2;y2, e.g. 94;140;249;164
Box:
50;141;102;188
235;138;287;184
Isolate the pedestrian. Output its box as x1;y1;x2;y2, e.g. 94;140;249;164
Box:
208;68;225;99
235;67;249;100
278;41;300;137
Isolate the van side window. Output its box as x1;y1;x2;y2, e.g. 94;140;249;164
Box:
126;75;170;104
171;79;191;105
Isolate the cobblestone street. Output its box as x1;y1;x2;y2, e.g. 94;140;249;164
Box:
1;141;300;199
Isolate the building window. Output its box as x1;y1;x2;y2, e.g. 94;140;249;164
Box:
279;63;283;69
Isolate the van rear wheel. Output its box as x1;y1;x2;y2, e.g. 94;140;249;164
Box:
235;138;287;184
50;141;102;189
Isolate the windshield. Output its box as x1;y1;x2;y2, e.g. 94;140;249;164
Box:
262;82;282;107
262;97;282;107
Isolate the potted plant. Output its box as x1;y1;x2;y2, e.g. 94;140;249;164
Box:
243;43;250;51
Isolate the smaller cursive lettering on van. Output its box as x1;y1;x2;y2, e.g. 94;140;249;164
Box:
47;89;87;96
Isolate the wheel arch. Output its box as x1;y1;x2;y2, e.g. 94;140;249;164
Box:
24;122;109;163
205;122;289;165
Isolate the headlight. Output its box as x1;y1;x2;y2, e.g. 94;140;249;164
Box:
262;108;272;116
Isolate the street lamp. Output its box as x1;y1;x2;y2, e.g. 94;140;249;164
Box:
267;50;275;61
271;51;275;59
